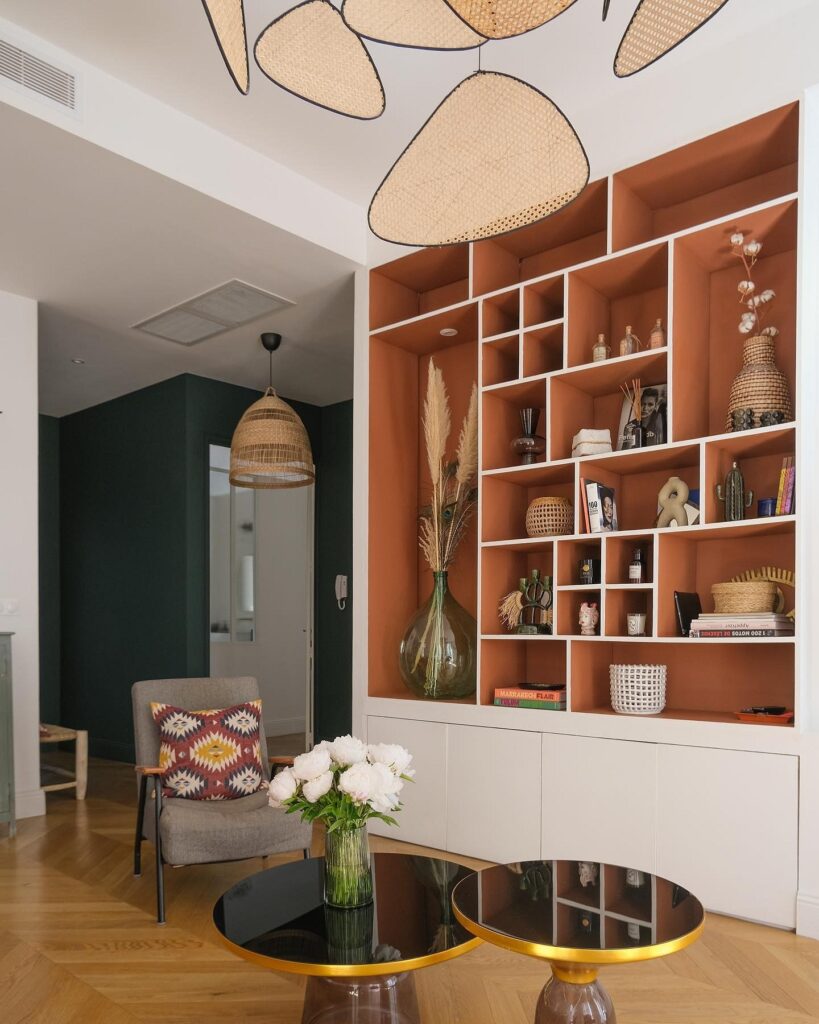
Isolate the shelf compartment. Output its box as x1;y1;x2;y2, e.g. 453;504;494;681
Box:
368;333;478;699
480;637;567;707
604;588;653;639
604;865;652;924
576;443;700;535
606;534;654;584
557;588;601;639
556;537;602;587
522;322;564;377
481;545;554;636
672;199;796;442
482;464;576;543
556;902;601;949
472;180;609;295
571;640;794;720
704;426;795;524
523;277;565;328
605;917;652;948
657;518;795;637
370;302;478;356
482;334;521;388
482;289;521;339
549;350;668;461
370;245;470;330
482;377;548;472
565;243;668;369
556;861;602;910
611;103;798;251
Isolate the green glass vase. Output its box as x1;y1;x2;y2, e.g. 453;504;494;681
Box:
324;826;373;909
399;572;477;700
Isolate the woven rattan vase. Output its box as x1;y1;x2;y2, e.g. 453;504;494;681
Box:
726;335;792;431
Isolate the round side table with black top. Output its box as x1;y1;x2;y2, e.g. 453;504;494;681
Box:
452;859;704;1023
213;852;479;1024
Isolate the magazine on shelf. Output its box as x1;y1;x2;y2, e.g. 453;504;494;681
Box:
585;481;617;533
616;383;667;450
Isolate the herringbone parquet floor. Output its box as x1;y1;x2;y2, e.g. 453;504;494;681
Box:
2;758;819;1023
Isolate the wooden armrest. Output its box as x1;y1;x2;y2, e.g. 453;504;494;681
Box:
268;755;296;767
135;766;164;776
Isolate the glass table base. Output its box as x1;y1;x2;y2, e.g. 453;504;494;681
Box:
535;966;616;1024
302;972;421;1024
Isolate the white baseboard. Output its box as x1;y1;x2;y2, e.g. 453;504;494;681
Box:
265;716;305;738
15;787;46;819
797;893;819;939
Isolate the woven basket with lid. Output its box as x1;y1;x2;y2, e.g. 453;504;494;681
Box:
711;580;779;614
726;335;793;431
525;497;573;537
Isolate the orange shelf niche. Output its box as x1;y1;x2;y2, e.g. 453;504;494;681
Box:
481;543;554;637
483;334;521;388
522;322;564;377
704;425;795;523
482;288;521;339
481;463;575;543
604;588;654;639
480;637;567;707
605;533;654;584
482;377;548;472
370;244;470;330
556;588;602;638
523;276;565;328
556;536;602;587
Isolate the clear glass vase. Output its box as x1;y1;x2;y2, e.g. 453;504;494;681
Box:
398;572;477;700
324;826;373;909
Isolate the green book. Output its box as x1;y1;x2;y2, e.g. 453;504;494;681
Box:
494;698;566;710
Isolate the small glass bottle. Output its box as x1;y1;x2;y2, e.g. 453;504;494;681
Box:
628;547;645;584
619;325;642;357
649;318;666;349
592;333;610;362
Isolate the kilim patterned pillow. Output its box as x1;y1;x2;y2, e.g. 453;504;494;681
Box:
150;700;266;800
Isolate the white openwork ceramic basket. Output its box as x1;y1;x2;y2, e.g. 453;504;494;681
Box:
610;664;667;715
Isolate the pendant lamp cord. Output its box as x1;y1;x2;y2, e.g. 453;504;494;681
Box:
269;345;273;389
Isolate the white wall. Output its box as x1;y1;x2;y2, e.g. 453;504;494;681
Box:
210;484;312;739
0;290;44;819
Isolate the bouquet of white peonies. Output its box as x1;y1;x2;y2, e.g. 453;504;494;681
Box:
268;735;414;832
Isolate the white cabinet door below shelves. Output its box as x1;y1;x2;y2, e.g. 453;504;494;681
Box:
657;745;798;928
366;716;447;851
542;734;657;872
446;725;541;863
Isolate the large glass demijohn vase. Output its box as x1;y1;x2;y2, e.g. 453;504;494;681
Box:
399;571;476;700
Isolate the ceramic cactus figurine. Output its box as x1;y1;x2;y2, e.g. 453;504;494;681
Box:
716;460;754;522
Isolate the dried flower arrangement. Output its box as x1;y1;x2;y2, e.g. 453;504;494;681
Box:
731;232;778;337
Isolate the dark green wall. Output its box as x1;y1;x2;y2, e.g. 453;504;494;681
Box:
38;415;61;725
314;401;353;741
55;374;351;761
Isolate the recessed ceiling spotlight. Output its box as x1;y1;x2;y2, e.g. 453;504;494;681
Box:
71;358;86;364
440;327;458;337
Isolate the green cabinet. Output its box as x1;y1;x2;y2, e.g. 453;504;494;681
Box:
0;634;14;836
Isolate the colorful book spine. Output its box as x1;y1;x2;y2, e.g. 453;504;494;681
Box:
579;477;590;532
585;481;602;533
493;698;567;710
783;457;796;515
775;457;788;515
494;687;566;700
691;618;791;630
690;629;793;638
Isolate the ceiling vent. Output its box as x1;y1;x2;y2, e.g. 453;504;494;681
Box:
0;37;77;111
132;280;296;345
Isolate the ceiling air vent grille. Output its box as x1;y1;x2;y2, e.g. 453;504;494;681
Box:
0;38;77;110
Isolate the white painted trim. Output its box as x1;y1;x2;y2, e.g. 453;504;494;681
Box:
797;894;819;940
352;268;370;740
15;787;45;819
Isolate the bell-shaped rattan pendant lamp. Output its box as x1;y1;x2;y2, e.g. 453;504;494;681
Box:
341;0;485;51
443;0;578;40
230;334;315;489
201;0;250;94
614;0;731;77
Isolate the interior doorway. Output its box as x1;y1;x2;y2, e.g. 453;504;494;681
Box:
208;444;313;755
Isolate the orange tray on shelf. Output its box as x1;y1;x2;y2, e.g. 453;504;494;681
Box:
734;710;794;726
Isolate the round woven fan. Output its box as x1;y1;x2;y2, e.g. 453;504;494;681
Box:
369;71;589;246
201;0;249;94
254;0;385;120
342;0;485;51
730;566;795;621
443;0;578;39
614;0;732;78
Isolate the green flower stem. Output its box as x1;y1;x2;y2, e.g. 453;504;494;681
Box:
324;825;373;908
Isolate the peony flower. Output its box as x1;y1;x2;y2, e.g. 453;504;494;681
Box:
327;734;368;767
302;771;333;803
368;743;415;778
292;746;332;782
731;232;745;245
367;762;403;814
338;761;376;803
268;767;298;807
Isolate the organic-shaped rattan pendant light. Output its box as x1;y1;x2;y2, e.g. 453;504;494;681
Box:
342;0;485;51
443;0;578;40
230;334;315;489
254;0;385;120
201;0;249;94
369;71;589;247
614;0;731;77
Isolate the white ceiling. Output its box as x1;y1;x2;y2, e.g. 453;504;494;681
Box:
3;0;819;415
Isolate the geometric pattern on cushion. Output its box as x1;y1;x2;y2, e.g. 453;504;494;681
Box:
150;700;266;801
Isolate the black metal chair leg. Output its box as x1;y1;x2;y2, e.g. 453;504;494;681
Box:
134;774;148;877
303;848;310;859
154;777;166;925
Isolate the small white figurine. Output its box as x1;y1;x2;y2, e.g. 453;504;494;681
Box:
578;602;599;637
626;868;646;889
578;861;599;888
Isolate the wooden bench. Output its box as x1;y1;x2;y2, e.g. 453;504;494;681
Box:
39;724;88;800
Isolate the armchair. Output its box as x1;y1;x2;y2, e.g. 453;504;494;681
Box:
132;676;312;923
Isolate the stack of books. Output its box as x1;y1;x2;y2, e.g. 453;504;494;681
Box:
775;455;796;515
493;685;566;710
689;613;794;638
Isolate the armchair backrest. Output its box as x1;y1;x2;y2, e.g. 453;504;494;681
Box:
131;677;269;777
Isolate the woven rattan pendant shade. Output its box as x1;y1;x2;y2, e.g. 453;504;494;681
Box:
254;0;384;120
615;0;731;77
201;0;249;94
443;0;577;39
369;71;589;246
342;0;485;51
230;388;315;489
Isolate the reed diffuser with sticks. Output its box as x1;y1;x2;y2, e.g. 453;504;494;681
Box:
620;378;644;449
398;361;478;700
